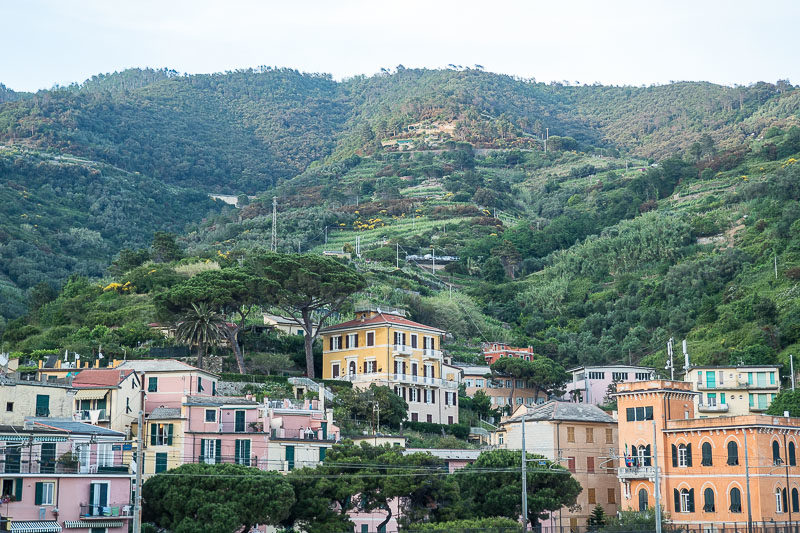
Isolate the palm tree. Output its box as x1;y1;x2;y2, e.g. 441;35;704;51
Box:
175;302;226;370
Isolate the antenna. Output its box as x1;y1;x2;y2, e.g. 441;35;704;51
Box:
271;196;277;252
682;339;690;374
665;337;674;380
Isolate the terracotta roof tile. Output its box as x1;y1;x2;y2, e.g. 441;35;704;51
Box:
323;313;444;333
72;369;135;388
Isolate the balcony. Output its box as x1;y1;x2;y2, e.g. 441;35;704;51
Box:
617;466;656;480
74;409;109;422
79;503;133;519
697;381;778;391
423;348;443;359
218;421;265;433
270;427;336;441
393;344;413;355
0;459;129;475
336;372;459;389
698;403;729;413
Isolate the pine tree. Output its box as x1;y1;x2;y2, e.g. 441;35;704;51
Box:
587;504;606;530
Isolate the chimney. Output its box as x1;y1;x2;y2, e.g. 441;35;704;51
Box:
119;370;126;383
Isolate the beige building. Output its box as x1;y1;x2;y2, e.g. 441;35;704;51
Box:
322;308;459;424
0;376;75;423
71;368;142;435
263;313;305;336
457;364;546;413
684;365;780;417
493;401;619;531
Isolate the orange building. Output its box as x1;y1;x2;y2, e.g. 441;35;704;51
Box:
616;380;800;529
482;342;536;364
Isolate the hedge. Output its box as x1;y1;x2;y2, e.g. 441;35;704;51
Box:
403;517;523;532
404;421;470;440
219;373;290;384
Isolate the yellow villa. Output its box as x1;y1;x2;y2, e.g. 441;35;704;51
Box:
322;307;460;424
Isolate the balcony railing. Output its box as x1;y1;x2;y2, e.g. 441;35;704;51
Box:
393;344;413;355
698;403;729;413
337;372;459;389
218;422;264;433
617;466;655;480
270;428;336;441
697;381;778;391
74;409;109;422
423;348;443;358
79;503;133;518
0;459;129;475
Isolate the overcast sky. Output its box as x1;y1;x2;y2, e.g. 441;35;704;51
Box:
3;0;798;92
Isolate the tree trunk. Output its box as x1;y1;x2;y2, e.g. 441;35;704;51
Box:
302;309;315;379
196;343;204;370
224;327;246;374
376;501;392;533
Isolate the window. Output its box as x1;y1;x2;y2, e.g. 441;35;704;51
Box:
349;361;357;375
638;488;648;511
200;439;218;464
205;410;216;422
588;488;596;504
410;334;418;348
567;427;575;443
790;442;797;466
197;376;203;392
672;443;692;467
366;360;376;373
366;331;375;346
506;379;512;388
608;488;616;504
793;488;799;513
476;379;484;388
703;487;715;512
35;394;50;416
626;406;654;421
587;456;595;473
730;487;742;512
720;393;726;404
5;402;12;412
150;423;174;446
148;377;158;392
498;434;504;445
345;333;358;349
567;456;575;472
635;372;651;380
330;335;342;350
586;427;594;443
34;482;54;505
426;414;433;423
235;439;251;466
770;372;776;385
393;331;407;347
155;452;167;473
516;379;524;388
773;440;783;465
234;410;246;433
674;488;694;513
706;371;716;389
727;441;739;465
612;372;628;381
635;444;652;466
777;488;786;513
606;428;613;444
331;363;340;378
701;442;712;466
588;371;605;380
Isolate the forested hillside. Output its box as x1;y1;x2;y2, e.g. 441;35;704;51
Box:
2;67;800;376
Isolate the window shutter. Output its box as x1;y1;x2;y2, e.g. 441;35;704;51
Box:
89;483;95;506
688;488;695;512
150;424;157;446
167;424;174;446
354;335;359;348
234;440;240;464
329;337;334;350
672;444;678;467
645;445;652;466
673;489;680;512
14;478;23;501
686;443;692;467
34;482;43;505
319;447;326;462
99;483;108;506
216;439;222;463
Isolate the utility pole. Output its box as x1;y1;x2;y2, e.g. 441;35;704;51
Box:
431;247;435;275
744;429;753;533
132;390;144;533
324;226;328;245
792;354;795;391
666;338;674;380
775;251;779;280
652;420;662;533
396;243;399;269
521;412;528;531
271;196;277;252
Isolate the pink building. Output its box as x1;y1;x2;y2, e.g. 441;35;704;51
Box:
564;365;656;405
117;359;218;414
482;343;536;365
264;398;340;472
0;419;133;532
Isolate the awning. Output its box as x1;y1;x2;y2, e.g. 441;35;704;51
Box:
63;520;125;529
1;436;67;442
10;521;62;533
74;389;109;400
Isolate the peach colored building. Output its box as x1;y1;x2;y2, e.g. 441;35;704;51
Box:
456;364;546;413
482;342;536;365
617;379;800;529
117;359;218;414
493;401;619;531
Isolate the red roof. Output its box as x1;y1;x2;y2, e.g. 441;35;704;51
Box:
323;312;444;333
72;369;135;388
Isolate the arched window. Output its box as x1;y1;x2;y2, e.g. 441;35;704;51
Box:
727;441;739;466
730;487;742;513
638;488;648;511
701;442;713;466
773;441;783;465
703;487;715;512
674;488;694;513
790;442;797;466
348;361;356;375
792;488;799;513
630;445;638;466
672;443;692;467
776;487;785;513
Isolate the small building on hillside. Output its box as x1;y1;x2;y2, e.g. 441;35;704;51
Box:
0;376;76;424
493;401;619;531
263;313;305;336
481;342;536;365
71;368;141;434
456;364;546;412
564;365;656;405
684;364;781;417
116;359;218;414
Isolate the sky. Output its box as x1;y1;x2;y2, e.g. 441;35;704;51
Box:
2;0;798;92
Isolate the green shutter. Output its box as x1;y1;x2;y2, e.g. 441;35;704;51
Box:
35;482;43;505
99;483;108;506
216;439;222;463
150;424;157;446
197;376;203;392
234;440;240;464
286;445;295;470
321;422;328;440
148;377;158;392
167;424;174;446
155;453;167;473
89;483;95;506
319;447;326;462
14;479;23;501
35;395;50;417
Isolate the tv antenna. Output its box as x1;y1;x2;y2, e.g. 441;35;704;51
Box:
665;337;674;380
